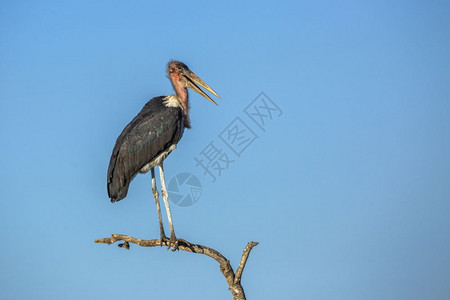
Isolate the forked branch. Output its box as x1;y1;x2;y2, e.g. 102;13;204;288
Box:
95;234;258;300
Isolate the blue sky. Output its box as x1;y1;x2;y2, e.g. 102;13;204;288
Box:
1;1;450;299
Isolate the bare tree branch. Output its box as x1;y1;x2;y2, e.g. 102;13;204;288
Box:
95;234;258;300
235;241;259;285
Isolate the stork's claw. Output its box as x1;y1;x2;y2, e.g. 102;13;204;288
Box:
158;235;178;250
167;234;179;251
170;240;179;251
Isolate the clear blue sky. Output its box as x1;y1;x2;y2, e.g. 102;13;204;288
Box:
1;1;450;299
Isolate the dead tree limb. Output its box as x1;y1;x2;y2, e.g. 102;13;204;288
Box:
95;234;258;300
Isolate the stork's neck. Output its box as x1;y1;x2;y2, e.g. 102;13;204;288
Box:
174;86;188;112
170;80;191;128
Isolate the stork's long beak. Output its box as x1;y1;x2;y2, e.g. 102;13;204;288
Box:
183;71;221;105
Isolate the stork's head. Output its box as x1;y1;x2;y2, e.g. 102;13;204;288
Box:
167;60;220;105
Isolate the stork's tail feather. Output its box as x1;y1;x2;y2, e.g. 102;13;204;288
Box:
108;180;130;203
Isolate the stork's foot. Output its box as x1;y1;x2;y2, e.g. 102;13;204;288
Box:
168;233;179;251
159;234;178;251
159;233;168;246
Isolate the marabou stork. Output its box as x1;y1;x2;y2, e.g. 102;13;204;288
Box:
107;60;220;249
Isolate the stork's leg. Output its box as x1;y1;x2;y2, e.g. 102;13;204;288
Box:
159;162;178;250
151;167;166;242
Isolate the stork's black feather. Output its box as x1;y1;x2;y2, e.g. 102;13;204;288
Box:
107;96;184;202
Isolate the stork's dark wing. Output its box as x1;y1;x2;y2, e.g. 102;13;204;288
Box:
107;96;184;202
